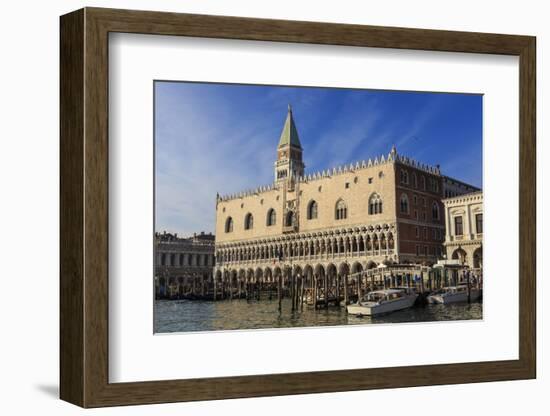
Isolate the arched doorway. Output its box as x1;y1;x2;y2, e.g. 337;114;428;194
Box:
314;264;326;305
264;267;273;284
303;264;313;286
366;260;377;269
452;248;468;265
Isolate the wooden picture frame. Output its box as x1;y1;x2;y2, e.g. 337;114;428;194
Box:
60;7;536;408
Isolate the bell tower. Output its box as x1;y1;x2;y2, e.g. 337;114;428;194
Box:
274;104;305;185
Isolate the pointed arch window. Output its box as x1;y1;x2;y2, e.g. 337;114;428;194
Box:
225;217;234;233
387;232;395;249
432;202;440;220
400;169;409;185
400;193;410;214
373;234;379;250
307;200;318;220
266;208;276;226
412;173;418;188
368;193;383;215
285;211;295;227
335;199;348;220
380;233;387;250
244;213;254;230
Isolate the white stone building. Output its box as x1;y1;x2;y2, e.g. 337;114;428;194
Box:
443;192;483;269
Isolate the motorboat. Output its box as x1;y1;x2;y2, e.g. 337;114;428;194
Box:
346;288;418;317
427;285;481;304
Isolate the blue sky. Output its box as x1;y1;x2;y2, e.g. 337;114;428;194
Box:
155;81;482;237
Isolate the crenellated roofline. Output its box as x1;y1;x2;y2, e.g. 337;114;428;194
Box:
217;146;441;203
217;183;279;203
299;148;441;184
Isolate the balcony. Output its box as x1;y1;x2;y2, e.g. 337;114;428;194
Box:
282;225;298;234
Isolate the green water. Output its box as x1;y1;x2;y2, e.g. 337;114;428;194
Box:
154;298;482;333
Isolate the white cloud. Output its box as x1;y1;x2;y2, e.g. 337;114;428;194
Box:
155;85;482;236
155;86;278;236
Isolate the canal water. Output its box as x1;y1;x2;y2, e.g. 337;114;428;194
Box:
154;298;482;333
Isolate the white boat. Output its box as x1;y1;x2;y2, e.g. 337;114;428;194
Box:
347;288;418;317
427;285;481;304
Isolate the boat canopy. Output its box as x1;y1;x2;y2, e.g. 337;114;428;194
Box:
371;289;406;295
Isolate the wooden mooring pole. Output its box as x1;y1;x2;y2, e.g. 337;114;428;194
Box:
336;274;341;306
300;276;305;311
295;276;300;310
324;273;329;308
277;274;282;312
290;272;296;312
313;274;318;309
344;273;349;305
467;270;472;303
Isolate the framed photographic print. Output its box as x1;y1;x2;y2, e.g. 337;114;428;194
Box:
60;7;536;407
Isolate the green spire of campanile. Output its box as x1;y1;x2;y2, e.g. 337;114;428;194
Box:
278;104;302;149
274;104;305;184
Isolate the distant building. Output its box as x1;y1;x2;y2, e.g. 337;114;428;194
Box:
213;105;478;284
442;176;480;198
442;192;483;269
154;231;215;298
